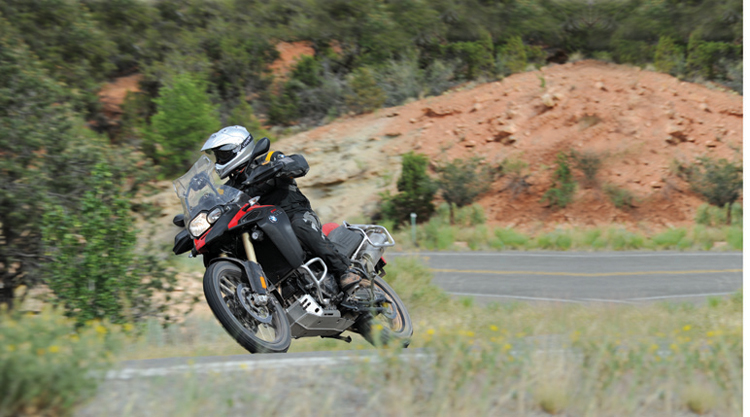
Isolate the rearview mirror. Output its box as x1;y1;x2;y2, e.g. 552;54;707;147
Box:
250;137;271;161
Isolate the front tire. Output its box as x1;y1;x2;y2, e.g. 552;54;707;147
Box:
203;261;291;353
355;276;413;347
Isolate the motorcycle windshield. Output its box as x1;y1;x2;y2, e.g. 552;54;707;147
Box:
173;155;245;224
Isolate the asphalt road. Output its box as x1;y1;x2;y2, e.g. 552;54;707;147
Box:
392;251;743;304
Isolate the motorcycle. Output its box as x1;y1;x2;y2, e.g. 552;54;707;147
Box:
171;137;412;353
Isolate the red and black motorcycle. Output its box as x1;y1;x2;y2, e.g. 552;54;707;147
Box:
172;138;412;353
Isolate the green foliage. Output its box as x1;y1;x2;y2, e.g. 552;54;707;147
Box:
695;202;742;227
682;157;742;225
41;165;140;325
147;73;221;175
654;36;684;75
226;100;274;142
490;228;529;250
496;36;528;76
0;0;115;112
346;67;386;114
611;39;653;65
0;307;124;417
570;150;602;188
541;153;576;209
443;29;494;79
536;230;573;250
436;158;491;222
652;228;691;250
686;33;742;80
379;152;437;226
603;183;635;209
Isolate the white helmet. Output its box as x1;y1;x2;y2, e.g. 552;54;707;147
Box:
201;126;256;179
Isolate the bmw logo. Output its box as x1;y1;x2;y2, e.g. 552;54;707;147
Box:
268;215;278;223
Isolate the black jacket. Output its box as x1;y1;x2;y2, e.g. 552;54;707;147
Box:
228;151;312;216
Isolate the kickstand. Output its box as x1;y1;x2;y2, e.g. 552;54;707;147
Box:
320;334;352;343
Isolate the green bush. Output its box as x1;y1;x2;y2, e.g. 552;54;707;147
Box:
436;158;491;223
226;99;274;142
541;153;576;209
652;228;691;250
379;152;437;227
654;36;684;75
443;30;494;79
682;157;742;225
725;226;742;250
146;72;221;175
0;308;124;417
490;228;529;250
345;67;386;114
41;165;173;326
607;228;645;250
570;150;602;189
611;39;652;65
536;230;573;250
603;183;635;209
496;36;528;75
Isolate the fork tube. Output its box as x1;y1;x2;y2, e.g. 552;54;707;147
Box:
241;232;258;263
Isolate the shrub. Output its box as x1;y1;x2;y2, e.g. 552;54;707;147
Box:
41;165;175;326
603;183;635;209
652;228;691;249
226;99;274;142
541;153;576;209
496;36;528;76
654;36;684;75
0;307;124;416
490;228;529;249
498;158;531;199
345;67;386;114
570;150;602;189
146;72;221;175
536;230;573;250
436;158;491;223
379;152;437;226
443;29;494;79
611;39;652;65
681;157;742;225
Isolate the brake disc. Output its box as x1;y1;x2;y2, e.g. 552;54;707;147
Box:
236;283;273;324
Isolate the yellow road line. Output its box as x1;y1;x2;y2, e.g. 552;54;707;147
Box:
429;268;743;277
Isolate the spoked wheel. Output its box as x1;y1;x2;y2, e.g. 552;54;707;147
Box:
355;276;413;347
203;261;291;353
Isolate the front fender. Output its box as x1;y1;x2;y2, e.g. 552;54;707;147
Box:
173;229;193;255
208;257;268;295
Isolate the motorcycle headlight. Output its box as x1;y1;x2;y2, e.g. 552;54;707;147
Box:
189;212;210;237
207;207;222;224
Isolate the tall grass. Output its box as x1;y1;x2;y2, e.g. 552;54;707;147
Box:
0;307;124;416
100;258;742;416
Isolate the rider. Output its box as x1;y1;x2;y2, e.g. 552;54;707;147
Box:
201;125;367;299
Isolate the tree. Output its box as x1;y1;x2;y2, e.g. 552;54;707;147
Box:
436;158;491;224
0;21;161;310
379;152;437;226
683;157;742;225
345;67;386;114
654;36;684;75
146;72;221;175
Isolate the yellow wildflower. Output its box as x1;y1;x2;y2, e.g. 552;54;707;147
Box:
426;328;435;336
490;325;499;332
503;343;512;351
95;325;107;335
48;345;60;354
36;348;45;356
649;344;659;352
123;323;134;332
683;325;692;332
6;345;15;352
706;331;715;337
465;331;475;338
670;343;678;351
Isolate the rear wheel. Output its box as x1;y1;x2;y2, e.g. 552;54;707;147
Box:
355;276;413;347
203;261;291;353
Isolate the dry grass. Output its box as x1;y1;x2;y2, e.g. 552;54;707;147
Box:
110;257;743;416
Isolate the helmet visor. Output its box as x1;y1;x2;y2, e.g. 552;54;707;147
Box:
206;143;238;165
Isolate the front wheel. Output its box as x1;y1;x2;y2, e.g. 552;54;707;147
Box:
203;261;291;353
354;276;413;347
